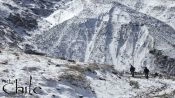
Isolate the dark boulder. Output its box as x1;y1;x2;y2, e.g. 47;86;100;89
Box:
68;59;76;63
150;49;175;75
7;13;38;30
24;49;45;56
24;44;45;56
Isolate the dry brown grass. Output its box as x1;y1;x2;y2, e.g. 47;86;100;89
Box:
67;65;85;73
59;63;118;89
59;69;90;89
129;80;139;89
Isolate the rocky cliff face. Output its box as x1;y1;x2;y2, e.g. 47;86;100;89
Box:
0;22;22;48
33;1;175;74
0;0;65;48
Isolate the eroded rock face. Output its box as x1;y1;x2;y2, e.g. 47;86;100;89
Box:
0;23;22;48
33;2;175;72
29;0;175;74
0;0;64;49
150;49;175;75
12;0;60;17
7;13;38;30
12;0;59;9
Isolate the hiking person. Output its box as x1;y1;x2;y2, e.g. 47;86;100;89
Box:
130;65;135;77
144;67;149;79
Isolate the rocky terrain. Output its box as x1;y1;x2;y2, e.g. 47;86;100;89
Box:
0;49;174;98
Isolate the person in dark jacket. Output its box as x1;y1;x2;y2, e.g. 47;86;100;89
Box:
144;67;149;79
130;65;135;77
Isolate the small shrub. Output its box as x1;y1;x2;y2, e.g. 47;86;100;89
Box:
22;66;40;72
67;65;85;73
59;71;90;89
3;69;9;73
129;80;139;89
84;63;100;73
155;93;174;98
59;57;66;60
68;59;76;63
0;60;8;65
13;52;19;56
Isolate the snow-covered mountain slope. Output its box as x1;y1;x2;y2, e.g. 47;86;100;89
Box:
1;0;175;75
0;0;77;38
32;1;175;75
1;0;175;97
114;0;175;29
0;49;175;98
